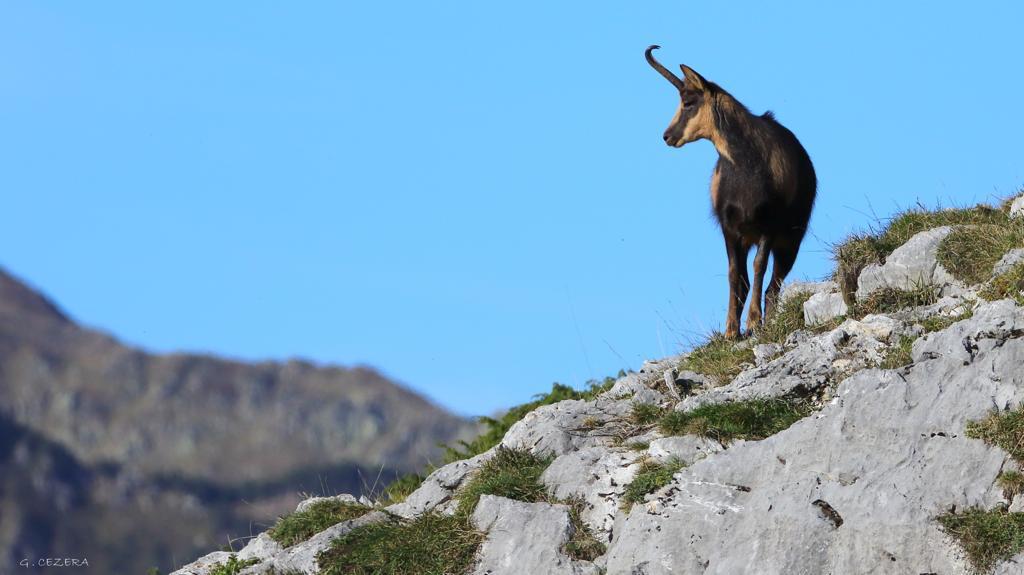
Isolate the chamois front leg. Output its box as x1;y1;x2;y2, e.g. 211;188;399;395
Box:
746;237;772;335
724;234;750;339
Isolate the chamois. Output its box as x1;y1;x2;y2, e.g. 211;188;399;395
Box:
645;45;816;339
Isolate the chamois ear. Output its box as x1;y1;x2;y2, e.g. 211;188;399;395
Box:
679;64;708;92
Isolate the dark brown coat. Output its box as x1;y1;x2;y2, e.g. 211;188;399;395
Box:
646;46;816;338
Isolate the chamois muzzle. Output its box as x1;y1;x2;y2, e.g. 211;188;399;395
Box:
645;45;685;92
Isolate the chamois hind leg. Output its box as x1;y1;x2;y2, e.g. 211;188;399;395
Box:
765;238;799;319
745;236;772;335
724;232;751;340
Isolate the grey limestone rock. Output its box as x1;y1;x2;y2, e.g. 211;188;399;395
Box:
994;248;1024;277
803;291;848;327
386;449;495;519
680;315;902;411
541;445;642;539
501;396;632;457
471;495;600;575
647;436;722;466
604;300;1024;574
237;532;283;564
856;227;962;299
294;493;360;513
753;343;784;366
779;280;837;304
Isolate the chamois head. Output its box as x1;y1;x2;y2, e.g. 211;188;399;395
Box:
645;45;714;148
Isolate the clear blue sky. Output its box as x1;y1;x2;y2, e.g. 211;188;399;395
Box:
2;2;1022;415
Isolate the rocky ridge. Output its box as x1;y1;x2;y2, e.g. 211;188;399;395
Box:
174;196;1024;575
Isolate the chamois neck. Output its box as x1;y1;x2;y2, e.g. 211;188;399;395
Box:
708;90;760;165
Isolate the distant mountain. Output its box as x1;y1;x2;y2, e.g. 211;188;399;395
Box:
0;268;477;574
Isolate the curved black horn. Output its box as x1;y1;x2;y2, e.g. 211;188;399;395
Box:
645;45;685;91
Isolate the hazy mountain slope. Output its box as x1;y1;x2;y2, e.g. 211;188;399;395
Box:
0;267;477;573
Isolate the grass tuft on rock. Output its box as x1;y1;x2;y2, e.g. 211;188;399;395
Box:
980;262;1024;305
318;512;483;575
918;309;973;333
382;472;427;505
659;399;812;444
629;402;664;426
756;291;812;344
852;285;939;318
937;221;1024;285
879;335;915;369
832;202;1012;302
966;408;1024;461
678;333;754;386
268;499;370;547
999;471;1024;501
939;405;1024;573
621;458;685;510
455;447;552;516
562;495;607;561
938;508;1024;574
209;556;259;575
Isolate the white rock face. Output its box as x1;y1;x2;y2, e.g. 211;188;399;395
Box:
501;393;641;457
680;316;900;411
994;247;1024;277
647;436;722;465
542;446;642;539
604;301;1024;574
856;227;962;299
236;532;282;564
779;280;837;304
386;449;496;518
1010;194;1024;219
471;495;600;575
803;291;849;326
294;493;360;513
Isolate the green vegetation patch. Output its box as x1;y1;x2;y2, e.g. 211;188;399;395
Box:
443;377;618;462
879;335;915;369
937;221;1024;285
209;556;259;575
980;262;1024;305
966;408;1024;461
756;291;812;344
319;446;606;573
941;405;1024;572
851;285;939;318
268;499;370;547
938;508;1024;574
563;496;607;561
999;471;1024;501
318;512;483;575
677;333;754;386
455;447;552;516
621;458;684;510
833;203;1011;303
629;402;664;426
918;309;973;333
659;399;812;444
382;472;426;505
